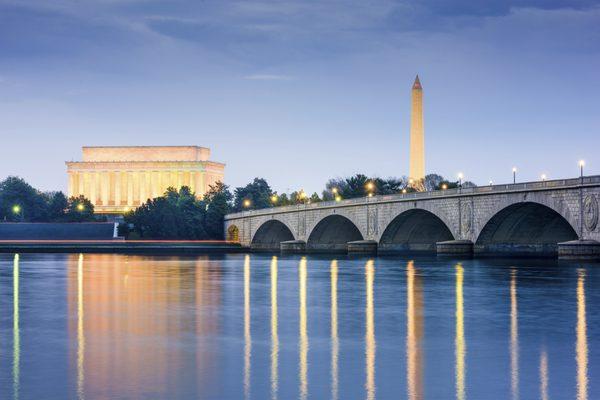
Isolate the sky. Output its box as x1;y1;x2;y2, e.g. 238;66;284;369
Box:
1;0;599;195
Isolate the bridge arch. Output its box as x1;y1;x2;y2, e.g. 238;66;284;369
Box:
475;201;578;255
379;209;455;253
307;214;364;252
251;219;295;251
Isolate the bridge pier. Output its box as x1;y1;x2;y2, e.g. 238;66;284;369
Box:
557;240;600;261
280;240;306;254
436;240;474;256
347;240;378;255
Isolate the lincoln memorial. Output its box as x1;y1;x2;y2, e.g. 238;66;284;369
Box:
66;146;225;214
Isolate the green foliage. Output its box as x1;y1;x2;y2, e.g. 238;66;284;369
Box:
65;195;96;222
46;192;68;220
124;182;233;240
0;176;96;222
309;192;321;203
125;186;209;239
204;182;233;239
0;176;49;221
233;178;274;211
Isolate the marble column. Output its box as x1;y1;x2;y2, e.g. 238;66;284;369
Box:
77;171;85;198
127;171;134;207
101;171;110;206
145;171;152;200
115;171;122;207
68;172;76;198
82;172;90;201
139;171;146;204
177;170;183;190
189;171;196;194
89;171;97;205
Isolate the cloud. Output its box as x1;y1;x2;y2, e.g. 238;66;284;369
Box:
243;74;294;81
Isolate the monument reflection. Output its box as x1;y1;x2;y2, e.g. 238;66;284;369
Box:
67;254;221;399
406;261;423;400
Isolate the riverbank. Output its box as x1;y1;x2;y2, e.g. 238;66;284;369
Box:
0;240;243;254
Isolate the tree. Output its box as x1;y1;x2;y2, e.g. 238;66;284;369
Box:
204;182;233;239
233;178;274;211
125;186;209;239
65;195;96;222
278;193;291;206
46;191;68;221
0;176;49;221
423;174;445;191
374;177;405;195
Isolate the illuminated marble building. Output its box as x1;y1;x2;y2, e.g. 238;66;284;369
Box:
409;75;425;182
66;146;225;213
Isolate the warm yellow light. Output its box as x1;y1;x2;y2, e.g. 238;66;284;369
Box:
12;205;21;214
579;160;585;167
271;195;278;203
366;181;374;191
332;187;338;194
243;199;251;208
124;206;130;212
77;203;85;211
402;189;407;194
409;178;414;184
367;193;373;197
299;190;307;199
441;184;448;190
335;195;342;202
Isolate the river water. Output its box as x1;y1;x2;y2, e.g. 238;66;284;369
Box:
0;253;597;399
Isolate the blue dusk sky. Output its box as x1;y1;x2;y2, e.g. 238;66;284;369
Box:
1;0;599;194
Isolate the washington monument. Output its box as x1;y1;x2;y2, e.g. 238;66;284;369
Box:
409;75;425;182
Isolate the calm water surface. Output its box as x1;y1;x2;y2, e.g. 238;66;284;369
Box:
0;253;598;399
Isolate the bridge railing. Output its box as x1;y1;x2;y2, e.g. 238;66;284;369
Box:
225;175;600;219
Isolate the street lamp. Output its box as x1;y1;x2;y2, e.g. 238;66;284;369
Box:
12;205;22;221
441;184;448;190
77;203;85;211
458;173;463;187
541;174;547;181
579;160;585;179
243;199;251;208
489;180;493;186
270;194;278;204
335;195;342;202
512;167;517;184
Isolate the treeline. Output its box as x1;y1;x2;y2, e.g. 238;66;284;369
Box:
125;172;476;239
1;173;475;240
0;176;96;222
230;173;476;212
123;183;231;240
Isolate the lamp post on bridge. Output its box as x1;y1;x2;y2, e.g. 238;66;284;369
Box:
512;167;517;184
579;160;585;240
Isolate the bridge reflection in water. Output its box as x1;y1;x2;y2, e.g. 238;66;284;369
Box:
3;253;593;399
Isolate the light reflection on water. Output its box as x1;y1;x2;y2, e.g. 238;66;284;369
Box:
0;253;596;399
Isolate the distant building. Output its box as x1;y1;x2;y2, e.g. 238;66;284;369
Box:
409;75;425;182
66;146;225;214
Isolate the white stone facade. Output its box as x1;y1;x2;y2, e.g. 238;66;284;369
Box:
66;146;225;214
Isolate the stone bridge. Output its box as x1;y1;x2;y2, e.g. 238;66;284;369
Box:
224;176;600;259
